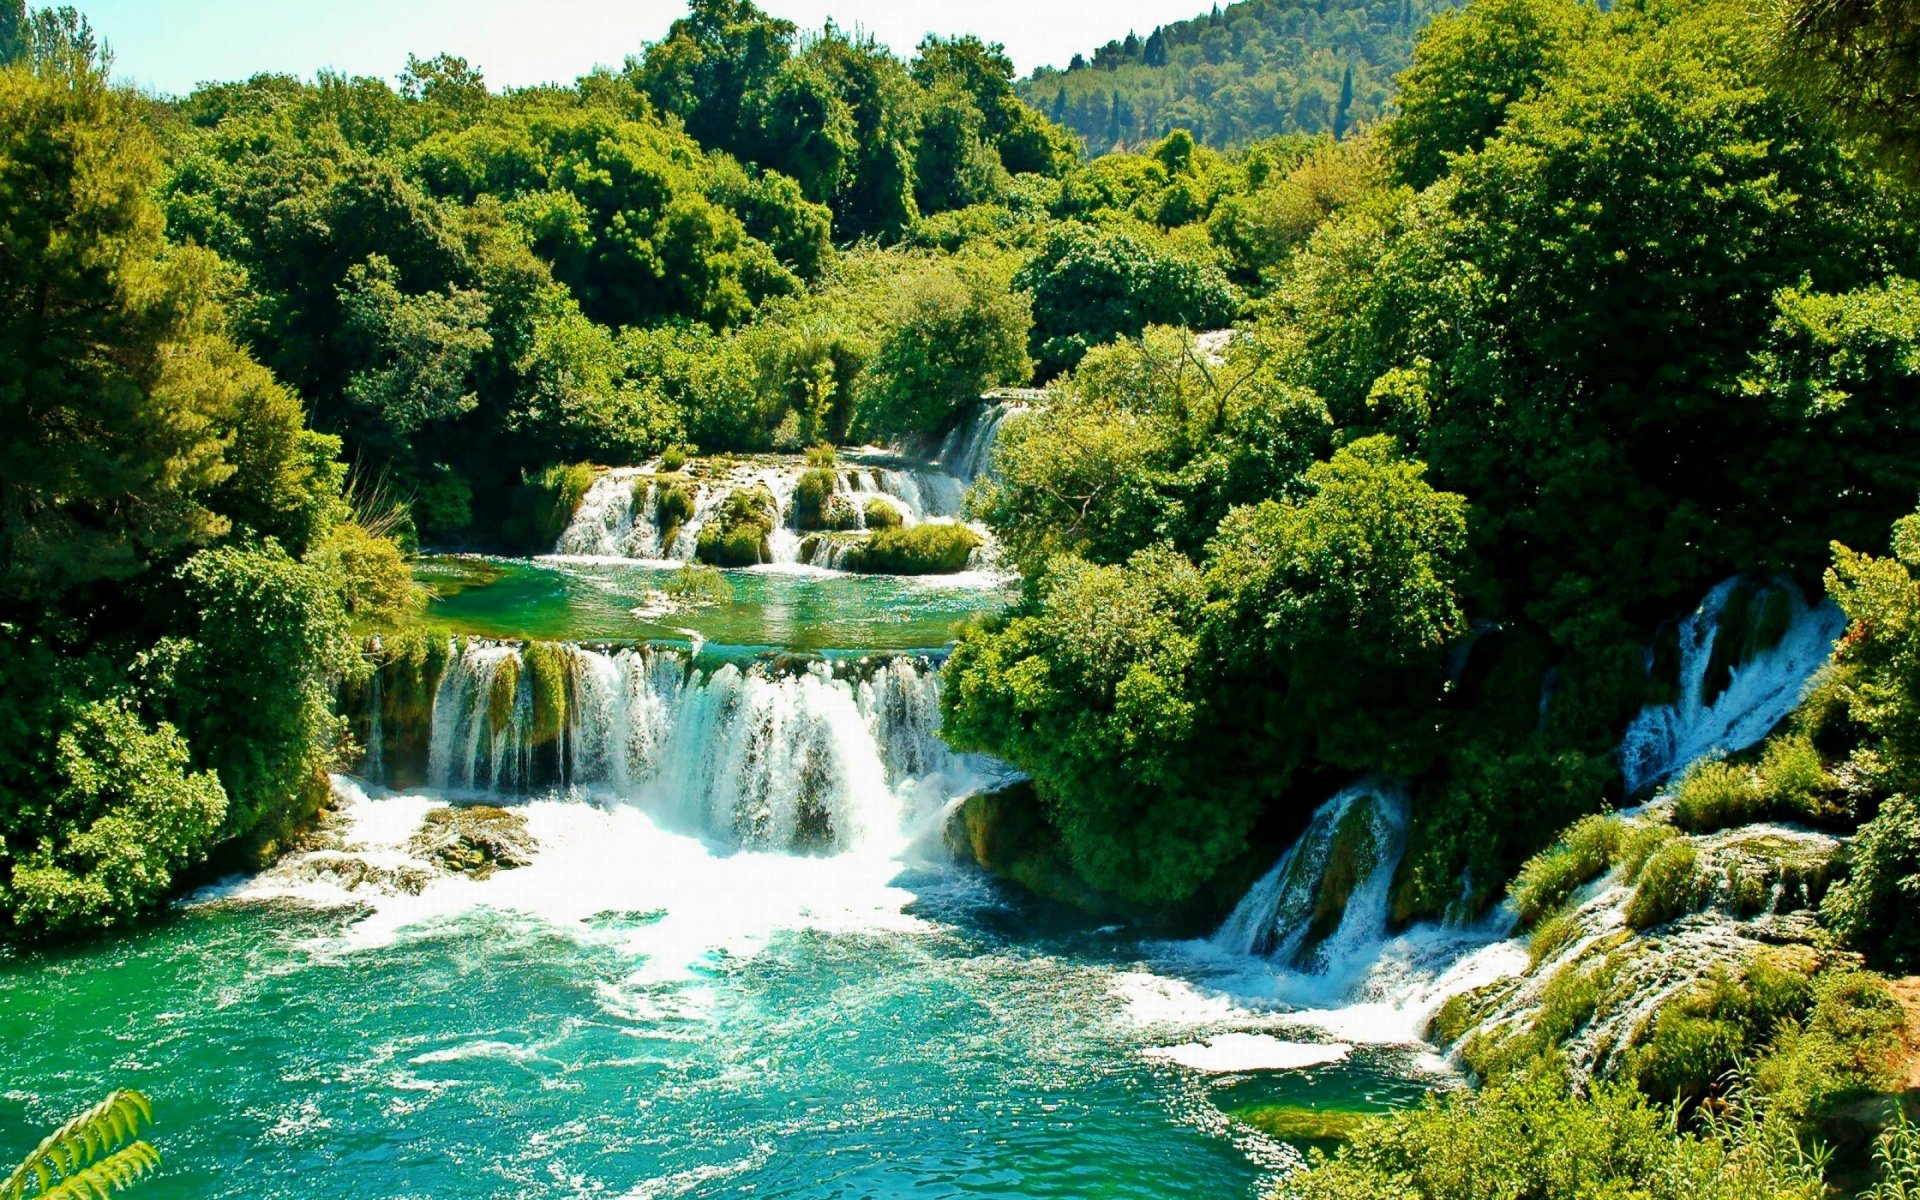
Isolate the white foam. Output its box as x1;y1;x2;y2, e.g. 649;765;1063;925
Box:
1144;1033;1352;1074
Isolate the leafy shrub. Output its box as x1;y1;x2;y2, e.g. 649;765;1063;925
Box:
1509;814;1627;927
1673;760;1764;832
659;445;689;473
1625;840;1700;929
1756;734;1832;822
665;563;733;607
503;463;598;552
851;523;983;574
1290;1062;1827;1200
0;700;227;940
804;444;836;468
1755;969;1904;1119
1823;793;1920;970
694;486;777;567
792;468;839;531
864;498;903;530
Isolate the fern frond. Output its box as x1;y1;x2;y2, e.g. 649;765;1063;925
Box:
5;1091;155;1200
36;1142;159;1200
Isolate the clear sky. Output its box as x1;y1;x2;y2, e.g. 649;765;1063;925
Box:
76;1;1210;96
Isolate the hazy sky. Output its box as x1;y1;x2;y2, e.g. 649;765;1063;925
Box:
77;1;1209;96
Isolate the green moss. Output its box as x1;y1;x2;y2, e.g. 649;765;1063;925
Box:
487;654;521;731
503;462;599;552
1528;908;1583;969
793;468;839;531
944;783;1132;916
1625;840;1700;929
523;642;570;747
1307;797;1383;948
864;498;903;530
654;477;696;548
694;485;777;567
850;523;983;575
1233;1104;1378;1150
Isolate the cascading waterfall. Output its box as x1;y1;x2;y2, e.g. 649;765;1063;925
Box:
1213;782;1410;969
552;460;993;567
935;399;1027;483
421;640;987;854
1618;576;1843;795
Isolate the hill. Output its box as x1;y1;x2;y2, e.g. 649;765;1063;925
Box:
1017;0;1458;150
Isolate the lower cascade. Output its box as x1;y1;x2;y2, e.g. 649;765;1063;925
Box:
372;640;995;855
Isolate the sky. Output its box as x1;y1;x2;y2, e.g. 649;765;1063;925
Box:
75;1;1211;96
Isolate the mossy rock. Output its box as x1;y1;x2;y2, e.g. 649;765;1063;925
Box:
502;462;599;552
411;805;536;879
849;523;983;575
946;784;1128;916
792;468;839;531
523;642;571;747
1231;1104;1377;1151
1305;797;1383;950
695;485;777;567
864;498;904;530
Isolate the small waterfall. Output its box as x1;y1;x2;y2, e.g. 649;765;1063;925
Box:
419;641;985;854
1213;781;1410;970
364;669;385;786
1618;577;1843;795
935;400;1027;484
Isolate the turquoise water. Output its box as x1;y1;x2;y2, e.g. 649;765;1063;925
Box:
418;556;1016;654
1;556;1472;1199
0;801;1435;1199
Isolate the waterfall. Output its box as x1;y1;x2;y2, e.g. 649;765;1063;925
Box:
364;669;384;786
1618;577;1843;795
935;400;1027;484
1213;781;1410;969
420;641;985;854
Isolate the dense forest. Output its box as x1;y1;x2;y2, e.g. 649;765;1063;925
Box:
7;0;1920;1192
1016;0;1459;150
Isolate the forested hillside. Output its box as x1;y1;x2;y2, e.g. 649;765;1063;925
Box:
1016;0;1457;150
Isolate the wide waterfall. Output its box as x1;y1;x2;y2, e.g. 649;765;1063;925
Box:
1618;576;1843;795
409;640;986;854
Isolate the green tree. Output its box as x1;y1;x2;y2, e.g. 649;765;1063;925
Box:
853;257;1032;438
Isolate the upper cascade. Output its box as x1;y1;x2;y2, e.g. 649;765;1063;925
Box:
374;641;995;857
1618;576;1844;796
554;400;1026;568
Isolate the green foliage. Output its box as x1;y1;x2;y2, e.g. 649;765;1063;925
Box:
792;469;840;532
852;256;1032;438
863;498;903;531
503;463;596;553
665;562;733;608
851;523;983;575
1673;760;1766;833
1018;0;1454;151
0;699;226;940
1014;223;1241;378
1768;0;1920;177
4;1089;159;1200
1384;0;1589;188
694;485;777;567
1508;815;1626;928
1823;793;1920;971
1289;1063;1828;1200
659;445;690;473
1863;1114;1920;1200
1625;840;1701;930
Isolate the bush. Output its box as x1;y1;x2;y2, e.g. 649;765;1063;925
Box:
1756;734;1832;821
851;523;983;575
522;643;569;748
1823;792;1920;970
1625;840;1701;929
1290;1062;1827;1200
864;498;903;530
1509;814;1627;927
793;468;838;531
1754;969;1904;1119
0;700;228;940
665;563;733;607
1673;759;1764;832
804;444;836;468
503;463;598;553
694;486;777;567
659;445;689;473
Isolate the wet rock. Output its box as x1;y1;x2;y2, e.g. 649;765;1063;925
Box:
411;806;537;879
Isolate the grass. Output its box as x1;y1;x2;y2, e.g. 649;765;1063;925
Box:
1509;815;1629;928
851;523;983;575
1625;840;1700;929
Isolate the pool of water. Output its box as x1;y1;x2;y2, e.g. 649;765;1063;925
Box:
417;556;1017;654
0;787;1444;1200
